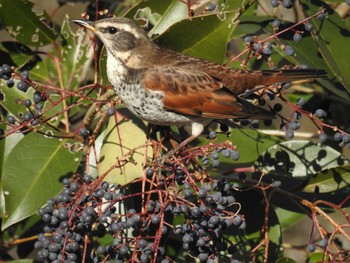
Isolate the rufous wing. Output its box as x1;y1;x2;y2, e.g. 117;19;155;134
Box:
139;66;273;119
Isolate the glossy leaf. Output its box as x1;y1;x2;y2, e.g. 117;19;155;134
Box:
302;164;350;193
60;16;93;90
232;190;283;262
124;0;187;34
42;94;64;127
0;80;35;120
1;133;82;230
300;0;350;93
256;140;348;178
275;208;304;230
0;42;35;68
156;12;239;64
200;128;280;176
98;108;152;185
0;0;58;46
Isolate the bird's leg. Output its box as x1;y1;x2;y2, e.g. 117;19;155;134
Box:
155;122;205;165
156;134;198;166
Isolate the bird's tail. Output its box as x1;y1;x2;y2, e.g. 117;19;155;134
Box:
261;69;327;85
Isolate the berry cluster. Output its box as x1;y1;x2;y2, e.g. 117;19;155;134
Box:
36;166;245;263
271;0;293;8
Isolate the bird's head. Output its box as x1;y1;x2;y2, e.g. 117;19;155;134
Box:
73;17;154;66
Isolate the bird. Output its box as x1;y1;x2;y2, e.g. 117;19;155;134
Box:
73;17;326;157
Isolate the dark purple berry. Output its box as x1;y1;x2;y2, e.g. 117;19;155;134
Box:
207;3;216;11
307;243;316;252
273;103;283;112
8;115;16;124
251;120;259;129
272;19;281;28
293;33;302;43
151;214;160;224
17;81;28;92
317;12;326;20
342;134;350;143
211;151;219;159
315;109;327;118
333;132;342;141
23;113;34;122
2;64;11;74
24;99;32;107
296;98;305;106
319;238;328;248
107;107;115;116
305;22;314;31
6;79;14;88
211;159;220;168
253;43;262;51
209;130;216;139
201;156;209;166
79;127;89;137
282;0;293;8
221;149;231;158
284;45;295;55
244;36;253;44
35;103;43;111
289;121;300;130
319;133;328;143
271;0;279;7
285;130;294;139
146;168;154;177
293;111;301;120
33;92;42;103
21;70;30;79
262;47;272;55
230;150;240;161
282;82;291;89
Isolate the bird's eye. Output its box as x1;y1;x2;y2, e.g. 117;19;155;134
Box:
107;27;118;34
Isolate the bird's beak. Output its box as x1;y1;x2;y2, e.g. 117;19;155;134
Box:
72;19;97;32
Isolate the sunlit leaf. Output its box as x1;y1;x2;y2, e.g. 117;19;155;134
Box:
156;12;239;64
256;140;348;178
302;164;350;193
0;0;58;46
1;133;82;230
98;108;152;185
60;15;93;90
300;0;350;93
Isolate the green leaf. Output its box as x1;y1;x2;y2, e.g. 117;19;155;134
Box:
233;190;283;262
124;0;187;34
42;94;64;127
302;164;350;193
124;0;176;20
0;125;25;217
275;208;304;230
200;128;280;176
156;12;239;64
300;0;350;93
0;41;35;68
98;108;152;185
1;133;82;230
256;140;348;178
60;15;93;90
0;0;58;46
28;55;55;83
0;80;36;120
306;252;329;263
